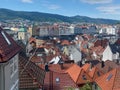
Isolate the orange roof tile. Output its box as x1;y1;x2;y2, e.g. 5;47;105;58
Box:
95;68;117;90
95;69;116;90
82;63;90;72
39;63;74;74
66;64;82;83
66;64;92;84
88;67;104;80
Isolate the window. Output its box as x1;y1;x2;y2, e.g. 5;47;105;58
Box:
1;31;11;45
10;80;19;90
97;71;100;76
10;56;18;78
14;61;18;71
10;64;14;75
56;77;60;83
82;75;87;80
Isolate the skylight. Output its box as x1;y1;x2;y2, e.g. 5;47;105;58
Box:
1;31;11;45
106;74;113;81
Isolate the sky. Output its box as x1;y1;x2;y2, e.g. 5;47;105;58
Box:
0;0;120;20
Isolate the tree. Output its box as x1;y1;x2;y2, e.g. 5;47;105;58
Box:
80;82;92;90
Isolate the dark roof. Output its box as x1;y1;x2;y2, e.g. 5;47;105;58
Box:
94;39;108;47
0;27;21;63
109;44;120;54
19;56;46;89
96;60;119;73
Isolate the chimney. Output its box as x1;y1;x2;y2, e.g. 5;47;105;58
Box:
79;61;82;67
101;61;105;68
59;61;64;70
90;62;93;70
45;63;49;72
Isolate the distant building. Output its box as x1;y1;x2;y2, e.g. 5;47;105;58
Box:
102;44;120;61
18;26;28;44
99;26;116;35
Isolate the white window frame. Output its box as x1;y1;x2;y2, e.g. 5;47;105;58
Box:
10;79;19;90
10;56;18;78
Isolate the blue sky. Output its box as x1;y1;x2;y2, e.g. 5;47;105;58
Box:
0;0;120;20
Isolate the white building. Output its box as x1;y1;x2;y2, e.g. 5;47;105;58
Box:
99;26;116;35
102;44;119;61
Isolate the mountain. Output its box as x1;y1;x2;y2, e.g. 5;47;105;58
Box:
0;8;119;24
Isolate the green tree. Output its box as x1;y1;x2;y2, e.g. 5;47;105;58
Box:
80;82;92;90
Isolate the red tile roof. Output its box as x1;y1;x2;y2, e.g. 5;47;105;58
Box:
0;27;21;63
82;63;90;72
66;64;82;83
39;64;77;90
95;67;120;90
94;39;108;47
82;63;104;81
66;64;92;84
61;40;70;46
39;63;73;73
88;67;104;80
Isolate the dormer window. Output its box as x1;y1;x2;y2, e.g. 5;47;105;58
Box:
97;71;100;76
82;75;87;80
1;31;11;45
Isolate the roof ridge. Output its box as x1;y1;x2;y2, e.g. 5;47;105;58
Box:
76;68;84;83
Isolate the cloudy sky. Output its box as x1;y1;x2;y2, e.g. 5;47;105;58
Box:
0;0;120;20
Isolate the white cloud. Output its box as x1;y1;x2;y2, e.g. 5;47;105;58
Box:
80;0;112;4
21;0;33;3
42;1;60;10
96;5;120;14
48;4;60;10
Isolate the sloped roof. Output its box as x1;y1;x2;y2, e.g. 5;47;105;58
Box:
0;27;21;63
82;63;104;80
19;56;46;89
95;67;120;90
66;64;92;84
94;39;108;47
61;40;70;46
88;67;104;80
66;64;82;83
82;63;91;72
96;60;118;73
